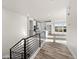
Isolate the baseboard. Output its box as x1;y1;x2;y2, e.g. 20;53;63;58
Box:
67;45;77;59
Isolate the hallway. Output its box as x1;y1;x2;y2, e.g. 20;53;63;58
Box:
34;42;74;59
2;0;77;59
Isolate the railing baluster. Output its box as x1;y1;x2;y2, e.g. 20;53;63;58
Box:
24;39;26;59
10;49;12;59
39;33;41;47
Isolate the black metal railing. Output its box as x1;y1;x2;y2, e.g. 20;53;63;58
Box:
10;31;46;59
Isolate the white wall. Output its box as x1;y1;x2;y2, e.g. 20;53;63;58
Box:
2;8;27;58
66;0;77;59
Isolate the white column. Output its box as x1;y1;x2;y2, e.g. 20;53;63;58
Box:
51;19;55;34
51;19;56;42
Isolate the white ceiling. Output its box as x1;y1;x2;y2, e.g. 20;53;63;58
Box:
2;0;67;20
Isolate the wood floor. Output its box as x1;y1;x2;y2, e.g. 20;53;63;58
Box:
34;42;74;59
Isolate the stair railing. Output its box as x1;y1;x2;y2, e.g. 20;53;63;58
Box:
10;33;41;59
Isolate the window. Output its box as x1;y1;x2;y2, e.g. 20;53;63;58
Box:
55;26;66;32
